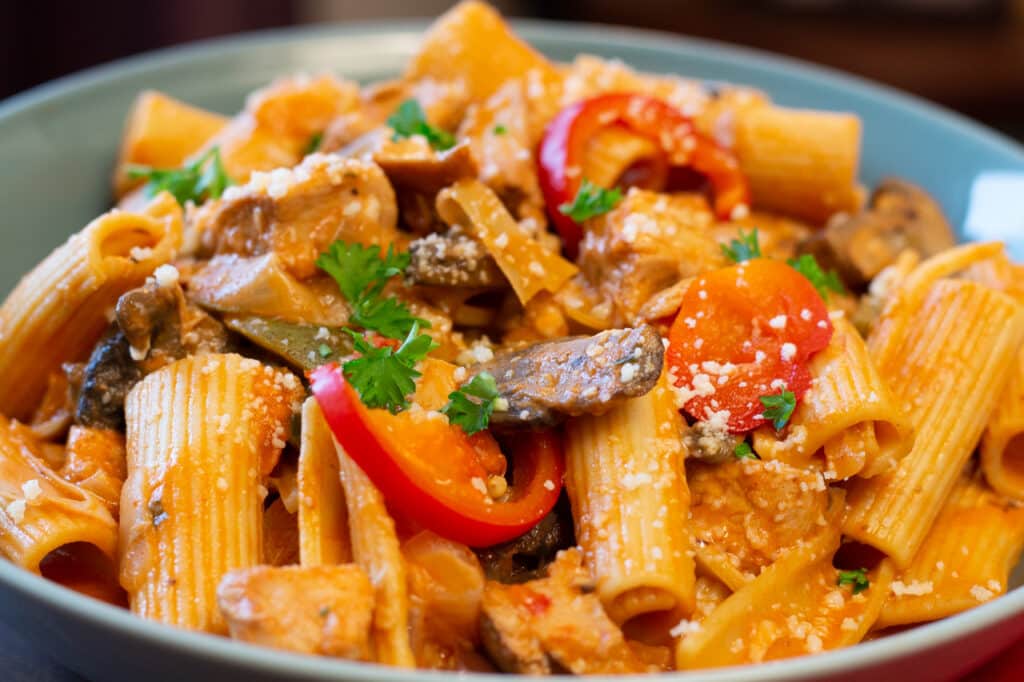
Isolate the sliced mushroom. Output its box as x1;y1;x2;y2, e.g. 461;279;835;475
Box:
406;229;507;289
76;332;142;431
479;325;664;429
479;549;646;675
374;139;478;195
475;498;575;584
802;178;955;289
684;420;742;464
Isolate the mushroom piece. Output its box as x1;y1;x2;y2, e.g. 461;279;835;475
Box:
406;229;507;289
479;549;647;675
802;178;955;289
475;498;575;584
76;332;143;431
684;419;743;464
477;325;664;429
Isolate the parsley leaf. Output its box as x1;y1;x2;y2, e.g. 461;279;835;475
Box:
127;146;233;207
721;228;762;263
305;131;324;155
387;99;456;151
492;124;508;135
734;441;759;460
316;241;429;340
837;568;870;594
760;390;796;430
787;254;845;302
442;372;500;435
342;324;438;413
558;179;623;222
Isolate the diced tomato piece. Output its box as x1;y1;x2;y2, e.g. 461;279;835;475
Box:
666;258;833;432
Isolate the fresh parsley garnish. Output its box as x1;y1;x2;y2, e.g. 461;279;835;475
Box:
721;228;762;263
558;179;623;222
837;568;870;594
342;324;438;413
760;390;796;430
442;372;500;435
127;146;233;207
734;441;758;460
387;99;455;151
317;343;332;358
492;124;508;135
788;254;845;302
305;131;324;155
316;241;429;340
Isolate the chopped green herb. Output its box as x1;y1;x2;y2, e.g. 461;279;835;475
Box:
316;240;429;340
721;228;762;263
317;343;333;358
305;131;324;155
342;323;438;413
387;99;456;151
787;254;846;302
126;146;233;207
492;124;508;135
442;372;500;435
734;441;758;460
558;179;623;222
760;390;796;430
837;567;870;594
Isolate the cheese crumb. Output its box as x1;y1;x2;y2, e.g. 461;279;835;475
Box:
542;479;556;491
769;315;788;329
6;499;26;523
620;363;638;383
970;585;995;602
669;619;701;638
891;580;934;597
153;264;180;288
780;342;797;362
21;480;42;502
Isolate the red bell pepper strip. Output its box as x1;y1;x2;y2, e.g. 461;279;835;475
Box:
310;364;565;547
538;92;750;257
666;258;833;433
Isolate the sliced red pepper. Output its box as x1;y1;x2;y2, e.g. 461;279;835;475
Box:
666;258;833;432
310;364;564;547
538;93;750;257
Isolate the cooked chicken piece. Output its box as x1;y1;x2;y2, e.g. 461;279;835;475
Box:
480;548;648;675
478;325;664;428
579;189;727;325
688;459;830;578
802;178;955;289
217;564;373;660
476;499;575;584
684;419;742;464
193;154;400;280
406;229;506;289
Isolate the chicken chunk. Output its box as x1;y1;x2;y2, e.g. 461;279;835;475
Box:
217;564;373;660
193;154;400;280
479;548;647;675
479;325;664;428
578;189;726;325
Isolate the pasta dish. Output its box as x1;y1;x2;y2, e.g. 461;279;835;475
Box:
2;1;1023;674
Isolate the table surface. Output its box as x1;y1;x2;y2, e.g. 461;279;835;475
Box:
2;617;1019;682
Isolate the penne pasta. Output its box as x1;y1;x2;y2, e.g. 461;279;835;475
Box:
0;192;182;420
753;316;913;480
119;353;301;633
876;468;1024;628
0;416;118;572
980;346;1024;499
565;368;696;624
298;397;351;567
114;90;228;197
334;437;416;667
844;244;1024;567
60;426;127;515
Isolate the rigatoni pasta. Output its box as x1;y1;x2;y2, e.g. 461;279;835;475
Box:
119;353;301;633
1;1;1023;675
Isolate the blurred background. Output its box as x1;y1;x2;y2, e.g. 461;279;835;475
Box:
1;0;1022;141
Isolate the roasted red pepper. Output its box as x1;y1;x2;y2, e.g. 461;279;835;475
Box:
666;259;833;432
310;364;564;547
538;93;750;257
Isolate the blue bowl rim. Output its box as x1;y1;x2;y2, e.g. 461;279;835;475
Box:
0;16;1022;682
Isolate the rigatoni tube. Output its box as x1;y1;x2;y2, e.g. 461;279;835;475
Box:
120;353;301;633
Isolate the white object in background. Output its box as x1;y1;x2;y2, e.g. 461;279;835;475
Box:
964;172;1024;261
